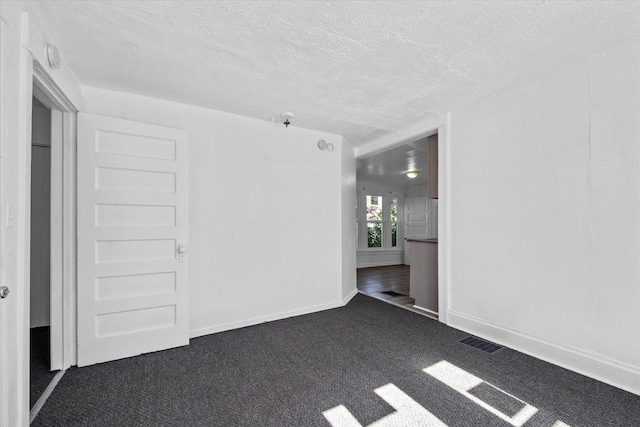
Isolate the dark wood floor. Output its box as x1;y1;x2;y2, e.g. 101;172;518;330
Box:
357;264;414;307
357;265;437;319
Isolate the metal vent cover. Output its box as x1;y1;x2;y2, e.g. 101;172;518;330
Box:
458;336;503;354
381;291;405;297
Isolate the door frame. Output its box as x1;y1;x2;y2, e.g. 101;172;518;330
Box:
32;61;78;370
354;122;450;325
437;121;449;325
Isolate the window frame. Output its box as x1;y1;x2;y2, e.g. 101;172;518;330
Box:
357;190;403;251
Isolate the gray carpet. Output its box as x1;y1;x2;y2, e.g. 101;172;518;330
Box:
30;326;58;408
33;294;640;426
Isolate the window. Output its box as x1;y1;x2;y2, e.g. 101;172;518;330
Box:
367;195;383;248
358;192;402;250
390;197;398;247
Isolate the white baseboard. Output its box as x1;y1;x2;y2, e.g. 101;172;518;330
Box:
357;250;404;268
190;296;354;339
413;305;438;316
342;288;358;305
357;261;404;268
448;310;640;396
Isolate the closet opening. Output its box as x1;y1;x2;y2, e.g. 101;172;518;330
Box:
29;95;57;409
28;70;77;423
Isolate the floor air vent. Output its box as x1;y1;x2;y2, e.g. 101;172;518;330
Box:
381;291;405;297
458;336;503;354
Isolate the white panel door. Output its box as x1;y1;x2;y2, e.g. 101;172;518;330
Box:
404;197;429;265
77;113;189;366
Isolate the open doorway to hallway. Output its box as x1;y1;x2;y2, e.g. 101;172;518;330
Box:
356;133;439;320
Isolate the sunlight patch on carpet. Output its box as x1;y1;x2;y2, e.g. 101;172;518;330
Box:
324;360;573;427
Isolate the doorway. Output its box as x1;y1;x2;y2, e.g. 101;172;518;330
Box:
355;132;439;320
29;95;57;410
28;67;79;422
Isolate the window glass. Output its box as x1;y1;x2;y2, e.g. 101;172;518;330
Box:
390;198;398;222
366;195;383;221
391;198;398;247
367;222;382;248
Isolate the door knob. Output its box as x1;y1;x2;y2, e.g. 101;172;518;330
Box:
0;286;9;299
177;245;187;263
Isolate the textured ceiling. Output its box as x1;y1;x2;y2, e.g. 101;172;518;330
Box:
357;137;429;188
34;1;639;147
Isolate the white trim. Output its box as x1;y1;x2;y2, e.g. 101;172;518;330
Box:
62;112;77;368
413;305;438;316
437;119;450;325
49;108;63;370
190;298;351;339
342;288;358;305
32;62;77;113
32;62;78;371
357;261;405;269
28;369;65;424
448;310;640;396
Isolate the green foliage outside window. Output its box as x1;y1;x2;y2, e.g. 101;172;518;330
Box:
391;203;398;246
367;202;398;248
391;222;397;247
368;222;382;247
364;196;399;248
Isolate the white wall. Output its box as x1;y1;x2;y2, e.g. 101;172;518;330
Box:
30;102;51;328
82;87;349;337
356;180;404;268
447;38;640;394
357;180;404;197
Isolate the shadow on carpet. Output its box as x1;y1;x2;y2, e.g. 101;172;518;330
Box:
31;326;59;408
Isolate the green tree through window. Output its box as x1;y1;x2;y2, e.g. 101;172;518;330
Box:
363;195;399;248
391;201;398;247
366;195;383;247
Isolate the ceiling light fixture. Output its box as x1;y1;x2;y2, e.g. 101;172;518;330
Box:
282;112;293;127
406;172;419;178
